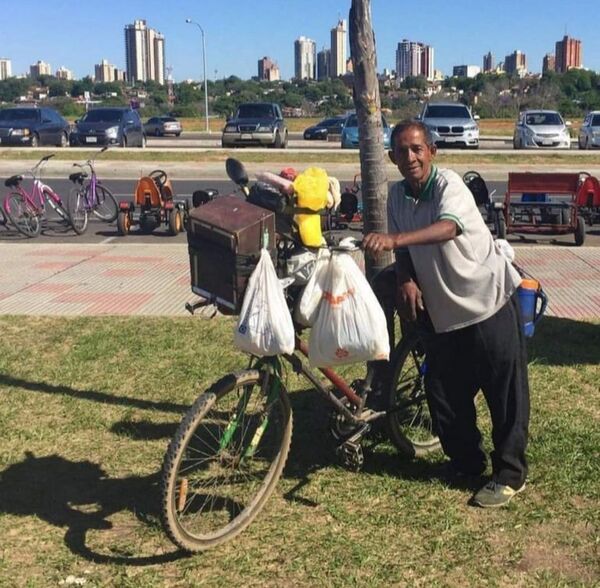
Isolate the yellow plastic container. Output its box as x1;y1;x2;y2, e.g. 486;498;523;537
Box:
293;167;329;246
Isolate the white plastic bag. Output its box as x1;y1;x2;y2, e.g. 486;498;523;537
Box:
308;252;390;367
294;248;331;327
234;249;295;356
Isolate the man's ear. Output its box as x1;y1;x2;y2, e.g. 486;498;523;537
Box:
430;144;437;158
388;150;396;164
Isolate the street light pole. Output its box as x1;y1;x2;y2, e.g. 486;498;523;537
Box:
185;18;210;133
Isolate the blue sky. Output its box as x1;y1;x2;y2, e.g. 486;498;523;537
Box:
2;0;599;81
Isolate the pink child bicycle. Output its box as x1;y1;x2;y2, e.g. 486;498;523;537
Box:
3;154;75;237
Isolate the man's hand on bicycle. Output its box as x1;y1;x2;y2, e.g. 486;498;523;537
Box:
363;232;397;253
396;279;425;322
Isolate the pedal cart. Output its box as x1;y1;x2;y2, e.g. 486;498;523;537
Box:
117;169;187;236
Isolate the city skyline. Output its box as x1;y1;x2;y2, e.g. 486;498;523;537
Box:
0;0;598;82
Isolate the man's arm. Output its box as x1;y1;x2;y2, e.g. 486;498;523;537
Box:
363;219;458;254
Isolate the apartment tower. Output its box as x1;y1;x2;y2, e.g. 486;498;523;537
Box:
294;36;316;80
555;35;582;73
124;19;165;84
330;19;347;77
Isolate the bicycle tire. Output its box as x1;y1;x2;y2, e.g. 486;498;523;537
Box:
386;333;441;458
92;185;118;223
161;369;292;552
4;193;41;237
67;187;89;235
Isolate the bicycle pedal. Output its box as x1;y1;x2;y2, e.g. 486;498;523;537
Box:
336;440;364;472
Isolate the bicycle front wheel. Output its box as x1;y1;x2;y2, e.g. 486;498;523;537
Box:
67;187;89;235
92;185;118;223
4;193;41;237
161;368;292;552
386;333;441;458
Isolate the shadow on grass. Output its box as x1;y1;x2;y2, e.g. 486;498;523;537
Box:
0;452;188;565
111;419;178;440
280;388;451;506
528;316;600;366
0;373;189;414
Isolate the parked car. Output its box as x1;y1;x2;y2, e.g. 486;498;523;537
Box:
144;116;182;137
303;116;347;140
0;107;70;147
513;110;571;150
221;103;288;148
340;113;392;149
578;111;600;149
70;107;146;148
417;102;479;149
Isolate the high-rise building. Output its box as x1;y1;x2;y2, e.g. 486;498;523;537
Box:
483;52;494;73
95;59;119;83
543;53;555;74
504;50;527;77
555;35;582;73
0;58;11;80
257;57;280;81
55;66;73;80
396;39;434;81
317;49;330;80
330;19;347;77
294;36;316;80
124;19;165;84
30;60;51;78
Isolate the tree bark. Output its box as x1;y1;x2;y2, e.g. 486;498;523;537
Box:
349;0;391;279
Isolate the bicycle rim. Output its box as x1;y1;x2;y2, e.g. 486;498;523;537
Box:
387;335;441;457
161;369;292;552
92;186;118;222
68;188;89;234
5;193;41;237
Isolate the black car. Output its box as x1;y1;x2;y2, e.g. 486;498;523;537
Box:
70;107;146;148
0;107;70;147
303;116;347;140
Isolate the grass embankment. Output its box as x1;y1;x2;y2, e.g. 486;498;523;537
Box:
0;316;598;586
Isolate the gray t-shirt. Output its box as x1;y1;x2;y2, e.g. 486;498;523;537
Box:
388;167;521;333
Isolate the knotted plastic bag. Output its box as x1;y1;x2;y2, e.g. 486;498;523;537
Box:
234;249;295;356
294;248;331;326
308;252;390;367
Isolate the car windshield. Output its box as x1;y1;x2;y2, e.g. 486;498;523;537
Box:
318;118;337;127
425;105;471;118
82;110;123;123
345;114;388;128
236;104;274;118
0;109;38;121
161;117;177;122
525;112;563;125
591;115;600;126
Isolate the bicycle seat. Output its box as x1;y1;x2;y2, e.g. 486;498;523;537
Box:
4;175;23;188
69;172;88;184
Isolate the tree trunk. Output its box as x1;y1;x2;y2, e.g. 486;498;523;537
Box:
349;0;391;279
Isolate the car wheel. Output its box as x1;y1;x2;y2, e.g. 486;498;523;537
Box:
281;131;288;149
155;128;161;137
273;132;283;149
513;137;521;150
58;132;68;148
120;135;127;148
140;135;147;149
31;133;40;148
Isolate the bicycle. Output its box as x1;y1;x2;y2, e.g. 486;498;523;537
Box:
67;146;119;234
160;159;439;552
3;154;74;238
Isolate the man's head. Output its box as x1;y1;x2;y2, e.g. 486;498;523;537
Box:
389;121;437;189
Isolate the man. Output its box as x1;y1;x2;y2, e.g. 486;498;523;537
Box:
364;121;529;508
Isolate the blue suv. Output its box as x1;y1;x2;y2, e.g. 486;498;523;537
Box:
0;107;70;147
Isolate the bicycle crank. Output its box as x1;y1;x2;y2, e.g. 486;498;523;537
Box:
335;422;370;472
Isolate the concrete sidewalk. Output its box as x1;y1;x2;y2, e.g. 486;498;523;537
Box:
0;242;599;320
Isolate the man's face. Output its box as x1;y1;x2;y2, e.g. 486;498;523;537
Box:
389;126;436;187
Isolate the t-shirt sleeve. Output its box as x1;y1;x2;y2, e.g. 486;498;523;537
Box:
435;171;475;233
387;182;409;256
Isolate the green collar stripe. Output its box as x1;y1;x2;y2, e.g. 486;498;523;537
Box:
403;166;437;201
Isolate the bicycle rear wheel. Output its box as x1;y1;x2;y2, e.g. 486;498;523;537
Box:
4;193;41;237
161;368;292;552
386;333;441;457
92;185;118;222
67;187;89;235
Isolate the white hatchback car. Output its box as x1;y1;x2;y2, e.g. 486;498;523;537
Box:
513;110;571;149
578;111;600;149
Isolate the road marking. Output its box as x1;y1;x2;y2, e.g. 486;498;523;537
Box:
100;236;116;245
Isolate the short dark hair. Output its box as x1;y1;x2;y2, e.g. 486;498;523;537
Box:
390;120;434;150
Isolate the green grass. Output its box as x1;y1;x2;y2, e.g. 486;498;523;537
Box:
0;316;598;586
1;148;599;167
